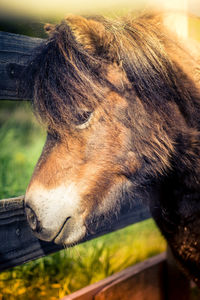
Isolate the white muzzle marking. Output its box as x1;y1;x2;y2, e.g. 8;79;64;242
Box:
25;183;86;244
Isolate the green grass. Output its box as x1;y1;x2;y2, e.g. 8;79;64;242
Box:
0;102;167;299
0;101;45;199
0;221;166;300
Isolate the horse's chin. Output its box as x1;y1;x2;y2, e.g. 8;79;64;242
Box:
29;214;87;246
53;217;87;246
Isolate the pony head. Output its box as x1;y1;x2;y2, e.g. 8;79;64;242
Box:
24;14;200;284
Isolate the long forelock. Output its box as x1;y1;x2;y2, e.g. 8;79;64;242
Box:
24;14;200;132
24;21;110;131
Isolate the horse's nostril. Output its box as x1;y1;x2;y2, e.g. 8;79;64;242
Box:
25;206;40;232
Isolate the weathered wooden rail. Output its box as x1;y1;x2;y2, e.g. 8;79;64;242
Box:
0;195;150;271
0;31;43;100
0;30;192;299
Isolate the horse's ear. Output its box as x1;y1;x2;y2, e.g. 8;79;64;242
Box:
44;23;56;35
65;15;113;55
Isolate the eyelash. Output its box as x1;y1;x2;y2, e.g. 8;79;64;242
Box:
75;111;93;129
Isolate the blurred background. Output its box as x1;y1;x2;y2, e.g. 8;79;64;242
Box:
0;1;200;299
0;0;199;18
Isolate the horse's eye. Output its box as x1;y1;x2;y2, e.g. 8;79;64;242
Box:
75;111;93;129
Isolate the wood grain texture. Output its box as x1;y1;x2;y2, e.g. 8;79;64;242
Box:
0;31;44;100
0;196;62;270
94;257;166;300
0;195;150;271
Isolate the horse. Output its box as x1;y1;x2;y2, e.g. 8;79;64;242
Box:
23;13;200;285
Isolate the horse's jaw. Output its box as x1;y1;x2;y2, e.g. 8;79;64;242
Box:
53;217;86;246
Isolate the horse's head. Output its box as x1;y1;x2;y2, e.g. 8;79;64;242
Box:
25;14;173;245
24;14;200;284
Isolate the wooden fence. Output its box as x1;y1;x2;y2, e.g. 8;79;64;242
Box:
0;30;192;299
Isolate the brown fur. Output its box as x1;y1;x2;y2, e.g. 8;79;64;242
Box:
24;13;200;285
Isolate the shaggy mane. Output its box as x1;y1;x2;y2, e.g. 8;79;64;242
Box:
23;13;200;132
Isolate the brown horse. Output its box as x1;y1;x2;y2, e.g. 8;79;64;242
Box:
24;13;200;285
